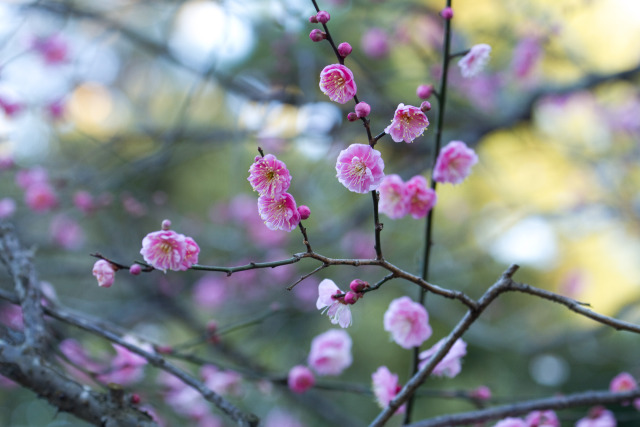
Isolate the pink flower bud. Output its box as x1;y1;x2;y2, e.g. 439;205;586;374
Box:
130;394;141;404
92;260;116;288
420;101;432;112
344;291;359;305
416;84;433;99
316;11;330;24
298;205;311;220
338;42;352;57
355;102;371;118
471;385;491;401
161;219;171;230
309;29;326;42
129;264;142;275
347;112;358;122
155;345;173;354
349;279;368;293
440;7;453;19
308;15;318;23
288;365;315;393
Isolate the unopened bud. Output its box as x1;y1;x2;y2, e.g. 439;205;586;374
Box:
309;29;326;42
344;291;359;305
347;112;358;122
440;7;453;20
355;102;371;118
416;84;434;99
129;264;142;275
298;205;311;220
161;219;171;230
420;101;432;112
316;11;330;24
349;279;369;293
338;42;353;57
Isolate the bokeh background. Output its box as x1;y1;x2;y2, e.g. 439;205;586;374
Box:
0;0;639;425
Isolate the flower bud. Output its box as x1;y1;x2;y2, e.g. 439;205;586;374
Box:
347;112;358;122
420;101;432;112
309;29;326;42
161;219;171;230
298;205;311;220
416;84;433;99
308;15;318;23
355;102;371;118
440;7;453;20
344;291;359;305
129;264;142;275
349;279;368;293
338;42;353;57
316;11;330;24
130;394;141;405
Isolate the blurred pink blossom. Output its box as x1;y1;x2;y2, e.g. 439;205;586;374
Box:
0;198;16;219
0;155;14;170
511;37;542;80
418;338;467;377
258;192;301;232
59;339;105;373
361;28;390;59
316;279;352;328
609;372;640;409
458;44;492;78
575;406;617;427
0;304;23;330
201;365;242;396
99;337;152;386
307;329;352;376
383;296;432;349
288;365;315;393
335;143;385;194
433;141;478;185
263;409;304;427
16;167;48;189
371;366;405;414
73;190;95;214
92;259;115;288
319;64;357;104
494;418;527;427
384;104;429;143
405;175;437;219
247;154;292;198
121;193;147;217
25;182;58;212
192;275;227;309
50;214;85;250
525;410;559;427
31;34;69;65
378;174;409;219
0;97;22;117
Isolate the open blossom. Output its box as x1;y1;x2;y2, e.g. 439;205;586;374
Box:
458;43;492;78
610;372;640;409
258;192;301;232
372;366;405;414
99;337;153;386
141;229;187;272
179;236;200;270
384;103;429;143
319;64;357;104
433;141;478;185
575;406;617;427
525;410;559;427
307;329;352;376
247;154;292;198
335;143;385;193
25;182;58;212
317;279;352;328
92;260;115;288
383;296;432;349
288;365;315;393
405;175;437;219
378;175;409;219
418;338;467;377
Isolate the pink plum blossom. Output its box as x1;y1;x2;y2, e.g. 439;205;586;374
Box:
335;143;385;193
31;34;69;65
609;372;640;409
201;365;242;396
384;103;430;143
25;182;58;212
140;229;187;272
405;175;437;219
511;37;542;80
433;141;478;185
99;337;152;386
0;198;16;219
73;190;95;214
525;410;559;427
575;406;617;427
471;385;492;401
307;329;352;376
338;42;352;57
319;64;357;104
59;339;104;373
378;174;409;219
247;154;292;198
316;279;352;328
288;365;315;393
258;192;301;232
418;338;467;377
383;296;432;349
372;366;405;414
16;167;48;189
458;43;492;78
92;260;115;288
179;236;200;270
493;418;527;427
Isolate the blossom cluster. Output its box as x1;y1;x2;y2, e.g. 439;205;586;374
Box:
248;154;307;232
378;174;437;219
140;219;200;272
